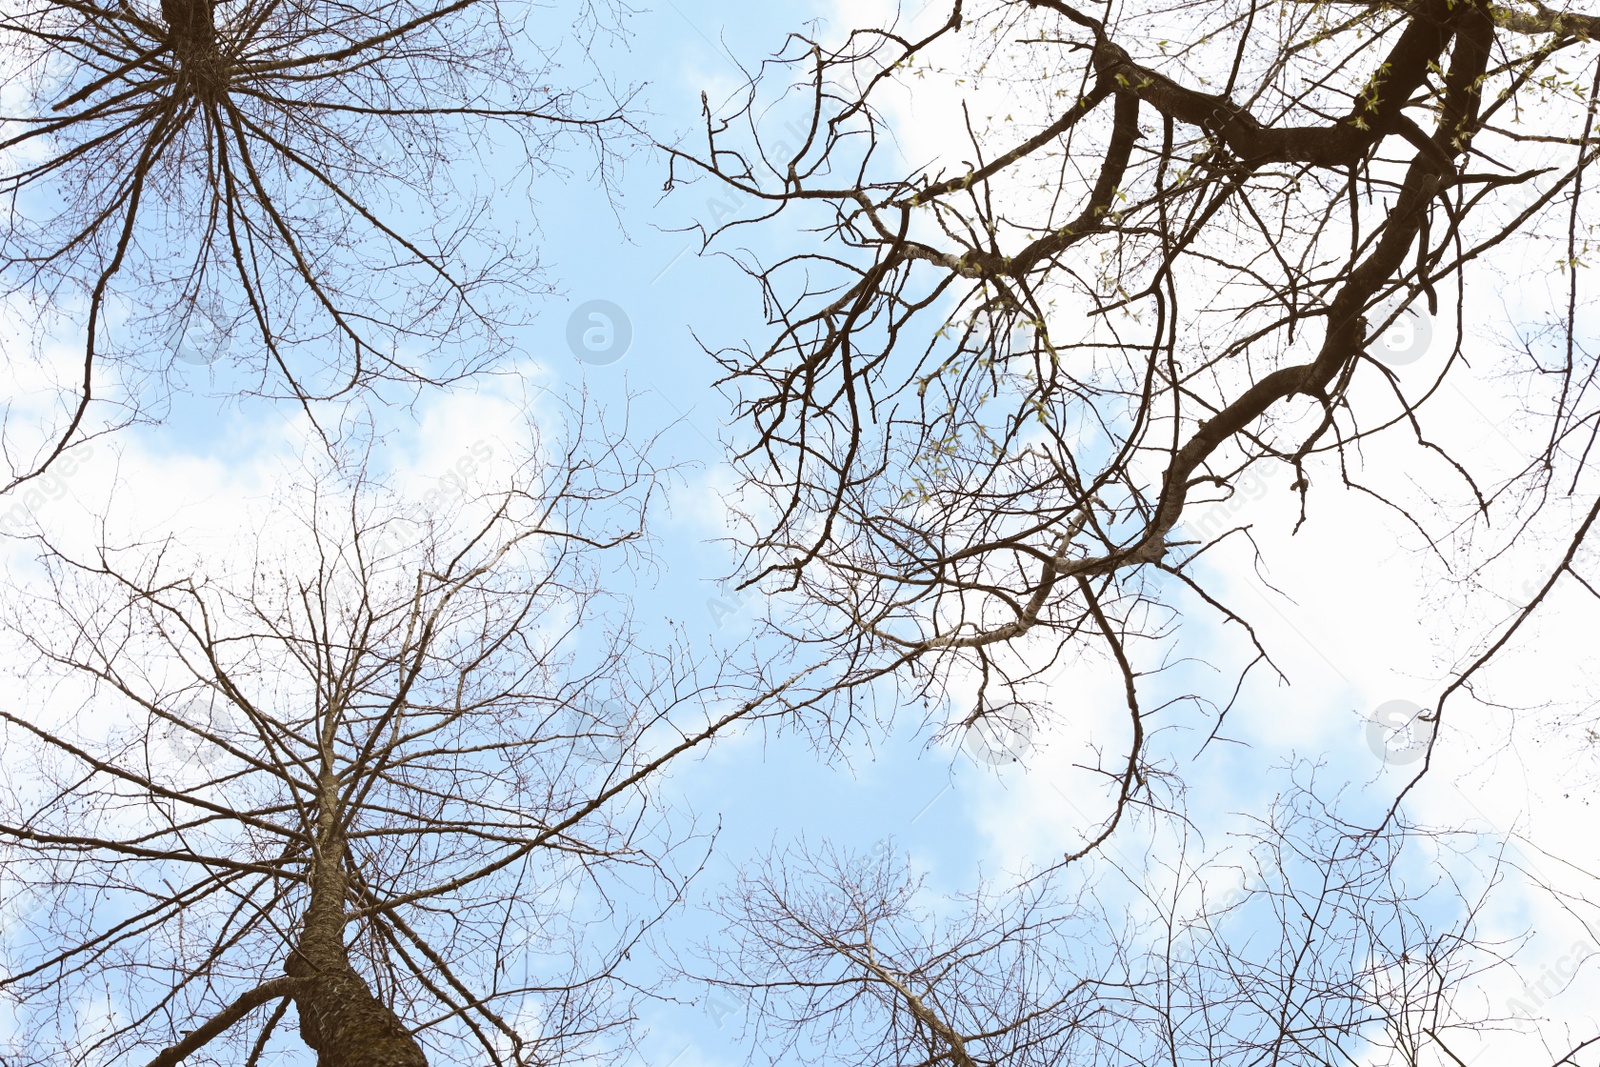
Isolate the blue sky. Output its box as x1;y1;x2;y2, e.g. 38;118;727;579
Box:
4;0;1600;1062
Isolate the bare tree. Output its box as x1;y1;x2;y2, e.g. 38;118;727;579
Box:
691;775;1585;1067
667;0;1600;825
0;0;632;492
0;417;784;1065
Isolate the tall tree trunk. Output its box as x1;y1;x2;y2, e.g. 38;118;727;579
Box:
286;780;428;1067
160;0;215;50
160;0;227;96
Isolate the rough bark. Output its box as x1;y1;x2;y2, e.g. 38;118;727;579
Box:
161;0;216;49
285;777;429;1067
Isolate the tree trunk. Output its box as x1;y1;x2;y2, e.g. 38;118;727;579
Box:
160;0;215;48
283;964;429;1067
160;0;225;94
287;784;428;1067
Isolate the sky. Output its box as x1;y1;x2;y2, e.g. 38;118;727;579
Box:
2;0;1599;1063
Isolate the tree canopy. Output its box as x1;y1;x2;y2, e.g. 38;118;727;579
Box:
0;425;786;1065
0;0;631;492
3;0;1599;1062
671;0;1600;828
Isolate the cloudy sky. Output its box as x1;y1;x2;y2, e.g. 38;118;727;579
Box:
2;0;1597;1062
